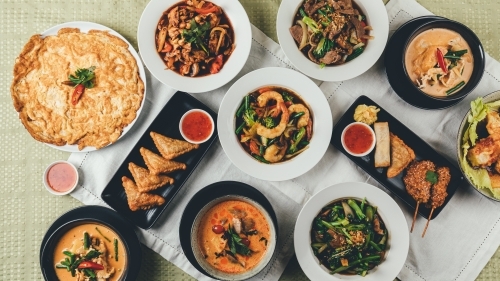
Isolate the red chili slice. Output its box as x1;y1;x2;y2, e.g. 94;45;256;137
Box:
77;261;104;270
436;48;448;73
209;54;224;74
71;84;85;105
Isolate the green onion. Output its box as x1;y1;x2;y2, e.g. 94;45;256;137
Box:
446;81;465;95
299;8;307;18
346;47;363;62
369;241;383;252
114;238;119;262
55;264;67;269
236;101;246;117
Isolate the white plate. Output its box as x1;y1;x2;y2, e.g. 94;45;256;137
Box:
294;182;409;281
137;0;252;93
218;67;332;181
42;21;147;153
276;0;389;82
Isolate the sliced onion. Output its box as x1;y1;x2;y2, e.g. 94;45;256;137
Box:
210;27;227;54
353;42;365;50
297;20;309;50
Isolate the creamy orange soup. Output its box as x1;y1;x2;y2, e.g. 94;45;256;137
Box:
197;200;271;274
405;28;473;97
53;223;126;281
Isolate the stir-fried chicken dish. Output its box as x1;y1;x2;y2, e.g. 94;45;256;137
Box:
234;87;313;164
155;0;234;76
311;199;386;276
289;0;373;66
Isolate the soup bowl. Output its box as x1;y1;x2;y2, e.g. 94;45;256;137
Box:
190;194;277;281
402;19;485;102
40;206;142;281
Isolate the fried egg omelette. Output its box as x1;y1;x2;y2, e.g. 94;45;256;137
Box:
11;28;144;150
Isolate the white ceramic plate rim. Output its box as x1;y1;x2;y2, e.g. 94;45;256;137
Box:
41;21;147;153
137;0;252;93
294;182;409;281
276;0;389;81
218;67;333;181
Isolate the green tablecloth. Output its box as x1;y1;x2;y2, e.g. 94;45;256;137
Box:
1;0;499;280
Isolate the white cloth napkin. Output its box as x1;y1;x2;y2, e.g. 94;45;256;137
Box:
69;0;500;280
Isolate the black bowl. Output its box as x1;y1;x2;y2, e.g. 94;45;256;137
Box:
40;206;142;281
402;19;485;102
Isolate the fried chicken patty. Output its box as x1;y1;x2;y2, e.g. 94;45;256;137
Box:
403;160;435;203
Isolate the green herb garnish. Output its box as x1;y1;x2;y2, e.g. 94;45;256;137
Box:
426;170;438;184
68;66;96;88
182;20;211;54
224;225;252;256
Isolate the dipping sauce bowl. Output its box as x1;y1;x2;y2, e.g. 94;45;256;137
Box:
43;160;79;195
179;109;214;144
341;122;376;157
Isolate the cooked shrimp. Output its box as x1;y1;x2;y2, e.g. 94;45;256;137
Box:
256;91;289;138
263;144;287;163
288;103;310;128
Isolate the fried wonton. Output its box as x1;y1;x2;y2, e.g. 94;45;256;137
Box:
150;131;199;159
140;147;187;175
122;176;165;211
387;133;415;178
128;162;174;193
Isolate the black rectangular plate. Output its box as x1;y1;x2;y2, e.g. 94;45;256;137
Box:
331;95;465;220
101;92;218;229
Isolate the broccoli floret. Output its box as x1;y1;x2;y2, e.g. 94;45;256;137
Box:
243;109;257;127
262;116;276;128
288;127;306;154
281;92;294;102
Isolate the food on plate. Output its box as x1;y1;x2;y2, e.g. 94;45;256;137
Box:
460;98;500;199
140;147;186;175
341;122;375;156
387;133;415;178
289;0;373;67
374;122;390;167
128;162;174;193
53;223;125;281
353;104;379;125
122;176;166;211
180;109;214;143
403;160;435;232
234;87;313;164
11;28;144;150
151;131;200;160
405;28;473;97
196;200;271;273
422;167;450;237
310;198;386;276
46;162;78;193
155;0;234;76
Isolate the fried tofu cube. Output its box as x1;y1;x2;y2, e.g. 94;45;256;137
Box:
467;137;500;168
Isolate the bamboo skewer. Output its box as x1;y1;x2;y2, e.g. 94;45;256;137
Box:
422;208;435;237
410;201;420;233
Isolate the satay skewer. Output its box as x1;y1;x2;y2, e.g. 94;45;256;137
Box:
422;167;450;237
410;202;420;233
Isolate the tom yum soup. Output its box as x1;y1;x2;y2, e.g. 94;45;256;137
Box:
405;28;473;97
53;224;126;281
155;0;235;77
197;200;271;274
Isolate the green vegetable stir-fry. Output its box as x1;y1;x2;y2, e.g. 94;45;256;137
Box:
310;198;386;276
234;87;313;164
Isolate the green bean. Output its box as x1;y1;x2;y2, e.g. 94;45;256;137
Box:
95;227;111;242
55;264;67;269
83;232;90;250
446;81;465;95
236;101;246;117
235;122;245;135
330;256;381;274
369;241;382;252
253;155;270;164
114;238;119;262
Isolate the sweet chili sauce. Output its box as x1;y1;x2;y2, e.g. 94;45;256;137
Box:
181;111;213;142
343;124;374;154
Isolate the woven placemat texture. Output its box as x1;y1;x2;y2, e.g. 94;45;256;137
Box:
0;0;499;280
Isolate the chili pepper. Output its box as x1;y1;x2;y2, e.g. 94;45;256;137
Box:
195;3;219;14
209;54;224;74
436;48;447;73
77;261;104;270
71;84;85;105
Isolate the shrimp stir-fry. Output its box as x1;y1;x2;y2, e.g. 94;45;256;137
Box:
155;0;235;76
235;87;313;164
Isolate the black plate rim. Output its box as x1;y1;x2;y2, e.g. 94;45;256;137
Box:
331;95;465;220
101;91;219;229
39;205;142;281
178;181;279;279
385;16;468;110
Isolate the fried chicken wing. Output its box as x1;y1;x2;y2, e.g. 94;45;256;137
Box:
486;111;500;135
122;176;165;211
467;136;500;168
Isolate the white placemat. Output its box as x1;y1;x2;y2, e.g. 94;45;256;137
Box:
69;0;500;280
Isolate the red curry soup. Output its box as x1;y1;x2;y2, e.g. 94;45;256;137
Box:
197;200;271;274
53;223;126;281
